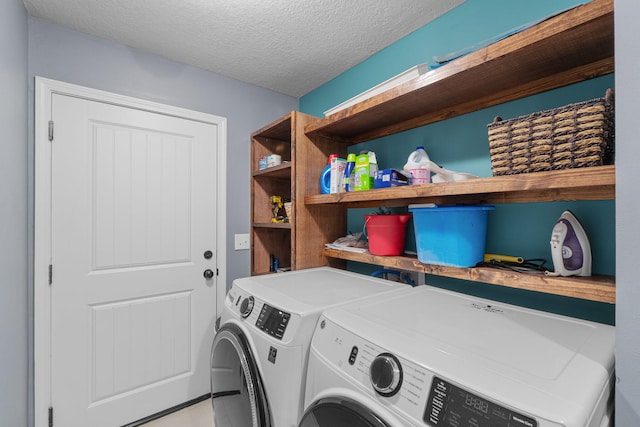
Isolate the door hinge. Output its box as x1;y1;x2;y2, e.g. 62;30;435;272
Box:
48;406;53;427
48;120;54;142
216;268;219;276
48;264;53;285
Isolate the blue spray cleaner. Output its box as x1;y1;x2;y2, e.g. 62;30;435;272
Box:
342;153;356;192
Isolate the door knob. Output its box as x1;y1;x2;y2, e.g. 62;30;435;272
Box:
203;269;215;279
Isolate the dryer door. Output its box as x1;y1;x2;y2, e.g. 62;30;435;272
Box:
299;396;391;427
210;323;272;427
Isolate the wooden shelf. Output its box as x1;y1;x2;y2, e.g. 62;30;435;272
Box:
252;162;292;179
252;114;293;142
253;222;292;229
305;0;614;144
324;248;615;304
305;166;615;207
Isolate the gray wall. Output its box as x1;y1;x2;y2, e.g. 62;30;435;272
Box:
0;0;28;426
615;0;640;424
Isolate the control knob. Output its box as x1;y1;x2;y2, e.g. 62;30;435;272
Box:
369;353;403;397
239;296;254;318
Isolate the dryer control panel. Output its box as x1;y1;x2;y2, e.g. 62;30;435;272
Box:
225;288;291;340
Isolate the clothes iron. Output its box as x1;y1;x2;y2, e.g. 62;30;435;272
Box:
550;210;592;276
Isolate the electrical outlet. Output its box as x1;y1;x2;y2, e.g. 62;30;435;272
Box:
234;233;250;250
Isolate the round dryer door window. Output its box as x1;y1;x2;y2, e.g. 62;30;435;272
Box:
299;397;391;427
210;324;272;427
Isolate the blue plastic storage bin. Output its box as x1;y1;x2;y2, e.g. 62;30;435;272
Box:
408;205;495;267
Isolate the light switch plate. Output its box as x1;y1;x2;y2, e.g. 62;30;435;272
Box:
234;233;250;250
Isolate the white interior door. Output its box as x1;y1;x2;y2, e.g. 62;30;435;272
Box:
40;86;225;426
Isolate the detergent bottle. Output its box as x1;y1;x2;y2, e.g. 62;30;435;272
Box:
404;146;431;185
320;154;337;194
354;151;378;191
342;153;356;192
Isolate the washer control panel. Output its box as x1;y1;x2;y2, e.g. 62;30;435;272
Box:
370;353;403;397
311;317;430;421
425;376;537;427
255;303;291;340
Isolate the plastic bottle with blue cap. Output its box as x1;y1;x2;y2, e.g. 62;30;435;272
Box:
320;154;338;194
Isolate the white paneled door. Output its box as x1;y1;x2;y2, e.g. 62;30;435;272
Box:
39;85;225;427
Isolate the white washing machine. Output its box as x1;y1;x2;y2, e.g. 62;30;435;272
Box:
209;267;411;427
301;286;615;427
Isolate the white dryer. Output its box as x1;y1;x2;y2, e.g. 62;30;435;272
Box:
301;286;615;427
209;267;411;427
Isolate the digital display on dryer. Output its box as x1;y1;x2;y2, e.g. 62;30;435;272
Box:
255;303;290;340
424;376;537;427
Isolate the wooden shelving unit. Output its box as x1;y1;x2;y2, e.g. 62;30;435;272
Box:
250;111;346;275
299;0;616;303
250;114;293;275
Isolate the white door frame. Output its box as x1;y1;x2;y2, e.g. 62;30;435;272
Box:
33;77;227;427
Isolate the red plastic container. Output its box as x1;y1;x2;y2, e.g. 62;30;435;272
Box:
365;214;411;256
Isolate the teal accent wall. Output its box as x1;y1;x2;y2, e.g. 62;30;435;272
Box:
300;0;615;325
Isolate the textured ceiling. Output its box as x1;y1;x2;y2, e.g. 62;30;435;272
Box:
23;0;465;97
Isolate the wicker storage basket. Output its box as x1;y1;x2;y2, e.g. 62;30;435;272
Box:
487;89;614;176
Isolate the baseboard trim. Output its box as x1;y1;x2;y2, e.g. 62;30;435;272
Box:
122;393;211;427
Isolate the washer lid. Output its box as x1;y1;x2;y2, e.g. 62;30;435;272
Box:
232;267;407;314
336;286;614;378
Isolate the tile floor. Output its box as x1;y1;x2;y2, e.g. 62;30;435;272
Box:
142;400;214;427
